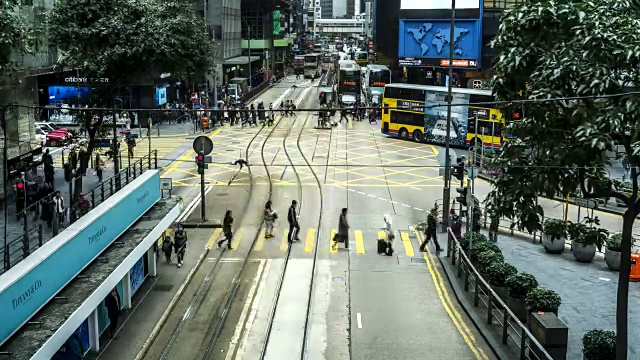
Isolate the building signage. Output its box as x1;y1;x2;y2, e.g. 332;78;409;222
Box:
64;77;109;83
0;171;161;346
7;147;43;178
401;0;480;10
398;19;482;69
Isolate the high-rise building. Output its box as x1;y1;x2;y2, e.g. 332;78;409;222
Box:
320;0;333;18
333;0;346;17
346;0;354;17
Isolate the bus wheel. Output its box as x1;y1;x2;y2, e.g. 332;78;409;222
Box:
399;128;409;140
413;130;423;142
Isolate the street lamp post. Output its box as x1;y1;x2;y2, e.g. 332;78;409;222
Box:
441;0;456;232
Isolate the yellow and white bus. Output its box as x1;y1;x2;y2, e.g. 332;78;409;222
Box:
380;83;505;150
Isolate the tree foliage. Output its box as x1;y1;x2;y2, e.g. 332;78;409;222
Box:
0;1;36;77
47;0;213;85
488;0;640;357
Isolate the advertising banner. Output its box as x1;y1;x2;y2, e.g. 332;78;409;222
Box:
0;171;161;346
400;0;480;10
398;19;481;68
129;257;145;296
423;91;470;146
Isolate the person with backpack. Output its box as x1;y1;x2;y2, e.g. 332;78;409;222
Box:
173;225;187;268
420;205;441;252
161;234;173;264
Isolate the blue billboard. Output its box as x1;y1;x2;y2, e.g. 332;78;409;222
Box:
0;171;161;346
398;19;482;68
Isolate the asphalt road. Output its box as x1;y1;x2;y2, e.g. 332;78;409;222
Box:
100;76;493;360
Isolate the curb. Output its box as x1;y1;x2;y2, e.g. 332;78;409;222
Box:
133;246;211;360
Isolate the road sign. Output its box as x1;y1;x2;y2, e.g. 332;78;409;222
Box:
315;6;321;19
575;197;597;209
438;149;457;166
192;135;213;155
160;178;172;190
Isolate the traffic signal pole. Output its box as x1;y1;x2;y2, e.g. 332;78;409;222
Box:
441;0;457;232
200;142;206;222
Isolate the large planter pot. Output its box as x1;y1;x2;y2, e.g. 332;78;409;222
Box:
542;234;566;254
572;241;596;263
605;248;621;271
506;295;528;323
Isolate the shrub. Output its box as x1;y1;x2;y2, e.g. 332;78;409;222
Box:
543;218;567;241
485;262;517;287
460;232;488;251
582;329;616;360
477;250;505;273
469;241;501;262
525;287;562;313
505;272;538;300
607;233;622;252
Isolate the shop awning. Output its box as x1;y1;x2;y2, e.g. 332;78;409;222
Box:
223;56;261;65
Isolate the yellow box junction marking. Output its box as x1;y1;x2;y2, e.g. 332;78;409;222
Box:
163;128;222;176
330;229;338;253
254;228;267;251
206;228;222;250
231;227;243;250
400;232;415;257
305;228;316;253
354;230;365;254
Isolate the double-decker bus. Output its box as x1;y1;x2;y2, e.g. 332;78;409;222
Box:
336;60;361;107
355;50;368;66
294;55;305;75
381;83;505;150
362;64;391;105
304;53;322;79
321;53;335;73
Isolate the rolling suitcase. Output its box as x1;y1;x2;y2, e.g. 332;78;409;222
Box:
377;239;387;254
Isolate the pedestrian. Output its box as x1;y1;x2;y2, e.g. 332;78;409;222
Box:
53;191;64;225
489;210;499;242
264;200;277;238
450;215;462;241
338;208;349;249
162;234;173;263
218;210;234;249
420;205;441;252
287;200;300;243
173;224;187;268
382;215;395;255
104;288;120;338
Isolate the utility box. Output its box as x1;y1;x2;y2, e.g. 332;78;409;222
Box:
529;312;568;360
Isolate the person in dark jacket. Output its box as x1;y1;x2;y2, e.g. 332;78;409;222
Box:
420;205;441;252
287;200;300;243
218;210;234;249
338;208;349;249
173;225;187;268
104;288;120;338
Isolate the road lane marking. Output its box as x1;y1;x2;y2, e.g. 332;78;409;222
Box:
356;313;363;329
377;231;386;241
231;228;244;250
400;232;415;257
176;186;213;223
330;229;338;253
280;231;288;252
354;230;365;254
163;128;222;176
305;228;316;253
237;260;271;360
254;229;267;251
205;228;222;250
415;230;489;360
225;259;266;360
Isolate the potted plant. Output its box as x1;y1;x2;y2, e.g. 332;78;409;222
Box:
477;250;505;274
461;232;488;252
570;223;608;263
485;262;517;302
605;233;622;271
582;329;616;360
469;241;501;263
525;286;561;324
542;218;567;254
505;272;538;322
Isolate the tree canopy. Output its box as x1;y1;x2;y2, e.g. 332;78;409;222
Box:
0;1;36;77
47;0;213;85
488;0;640;357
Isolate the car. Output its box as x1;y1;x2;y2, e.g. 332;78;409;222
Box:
35;128;47;146
45;131;66;147
36;122;70;135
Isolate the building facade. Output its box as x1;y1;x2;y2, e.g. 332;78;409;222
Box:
320;0;333;18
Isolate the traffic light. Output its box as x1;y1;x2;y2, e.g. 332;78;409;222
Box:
196;153;205;174
319;92;326;105
452;163;465;181
456;187;468;207
16;180;25;212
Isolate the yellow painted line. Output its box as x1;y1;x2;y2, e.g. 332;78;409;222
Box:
280;231;288;252
330;229;338;253
354;230;365;254
305;228;316;253
163;128;222;176
400;232;415;257
254;228;267;251
415;229;489;360
206;228;222;250
429;144;439;156
377;231;387;241
231;228;244;250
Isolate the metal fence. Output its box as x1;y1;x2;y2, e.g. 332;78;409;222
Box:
446;228;553;360
1;150;158;275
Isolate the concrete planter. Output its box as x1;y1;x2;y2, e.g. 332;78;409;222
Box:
572;241;596;263
542;234;566;254
506;295;528;323
490;285;509;309
605;248;621;271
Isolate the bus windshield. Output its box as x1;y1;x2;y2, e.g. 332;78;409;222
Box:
356;52;368;60
322;55;332;63
369;70;391;87
304;56;318;68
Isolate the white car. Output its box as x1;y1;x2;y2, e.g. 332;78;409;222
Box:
35;127;47;146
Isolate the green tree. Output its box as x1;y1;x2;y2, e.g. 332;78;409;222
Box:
0;1;39;80
488;0;640;357
47;0;213;163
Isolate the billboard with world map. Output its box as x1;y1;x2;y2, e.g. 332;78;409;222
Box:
398;19;481;68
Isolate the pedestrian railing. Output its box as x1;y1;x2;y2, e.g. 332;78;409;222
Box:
446;228;553;360
1;150;158;275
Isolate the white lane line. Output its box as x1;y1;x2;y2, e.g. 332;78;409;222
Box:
225;259;267;360
400;203;411;208
377;197;385;200
599;277;611;282
368;194;376;198
411;187;421;191
414;207;424;212
176;186;213;222
357;191;365;195
357;313;363;329
237;260;272;360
